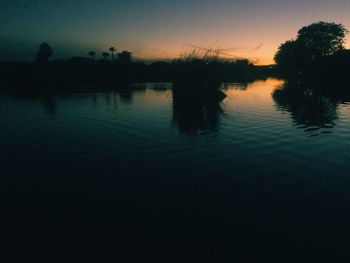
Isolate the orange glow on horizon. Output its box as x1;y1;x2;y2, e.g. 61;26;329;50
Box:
119;37;289;65
130;44;277;65
129;36;350;66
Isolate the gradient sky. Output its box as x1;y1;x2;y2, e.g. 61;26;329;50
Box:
1;0;350;64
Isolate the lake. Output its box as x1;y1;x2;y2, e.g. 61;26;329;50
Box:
1;78;350;258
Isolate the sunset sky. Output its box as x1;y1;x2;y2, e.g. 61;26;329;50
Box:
1;0;350;65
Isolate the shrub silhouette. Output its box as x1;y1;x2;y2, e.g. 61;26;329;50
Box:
102;52;109;60
88;50;96;60
118;51;132;64
36;43;53;64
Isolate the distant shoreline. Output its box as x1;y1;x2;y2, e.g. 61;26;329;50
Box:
0;59;277;92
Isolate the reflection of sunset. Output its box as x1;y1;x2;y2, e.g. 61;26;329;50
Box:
225;78;284;103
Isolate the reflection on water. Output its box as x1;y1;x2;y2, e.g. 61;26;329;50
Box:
8;91;59;119
41;94;58;119
272;82;338;136
172;83;224;135
6;79;347;137
3;78;350;254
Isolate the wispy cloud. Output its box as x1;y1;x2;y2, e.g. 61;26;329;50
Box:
253;44;263;50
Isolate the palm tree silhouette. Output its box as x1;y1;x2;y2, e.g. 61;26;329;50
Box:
88;50;96;60
109;47;116;61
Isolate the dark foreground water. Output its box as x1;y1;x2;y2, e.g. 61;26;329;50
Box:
2;79;350;259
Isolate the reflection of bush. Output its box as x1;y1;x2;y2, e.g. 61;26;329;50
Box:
172;83;226;135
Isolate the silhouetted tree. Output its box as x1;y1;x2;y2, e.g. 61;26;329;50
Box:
109;47;116;61
298;22;348;61
102;52;109;59
118;51;132;64
88;50;96;60
275;21;348;74
36;43;53;64
274;40;302;75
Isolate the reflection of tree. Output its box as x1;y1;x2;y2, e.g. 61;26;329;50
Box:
272;82;338;133
42;94;57;119
10;91;57;119
118;90;133;104
116;84;146;104
172;83;226;135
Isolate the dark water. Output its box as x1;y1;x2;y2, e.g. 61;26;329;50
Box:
2;79;350;258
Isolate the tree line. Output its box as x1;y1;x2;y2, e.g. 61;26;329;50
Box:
274;21;350;90
1;42;274;90
36;43;132;64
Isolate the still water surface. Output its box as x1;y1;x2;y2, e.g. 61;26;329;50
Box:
1;78;350;255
